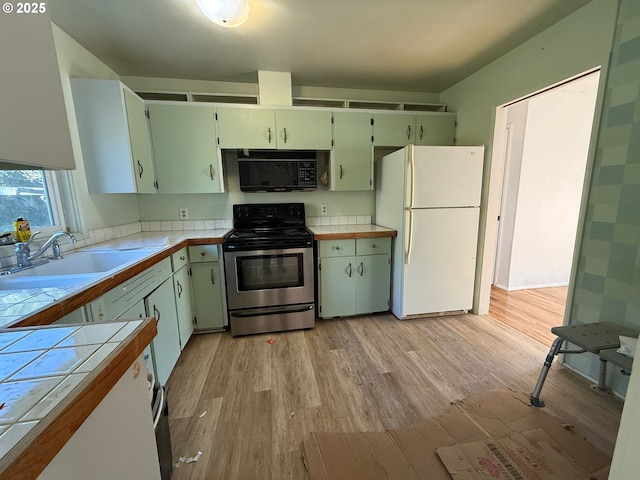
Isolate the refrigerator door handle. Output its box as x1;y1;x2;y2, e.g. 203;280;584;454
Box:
405;207;413;265
407;146;415;209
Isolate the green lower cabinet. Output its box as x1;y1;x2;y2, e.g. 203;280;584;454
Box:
318;238;391;318
190;262;225;331
319;256;358;317
354;254;392;314
146;279;181;385
173;265;194;349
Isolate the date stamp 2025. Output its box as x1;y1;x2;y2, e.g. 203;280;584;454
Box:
2;2;47;14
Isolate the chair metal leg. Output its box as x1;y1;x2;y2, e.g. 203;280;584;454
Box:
597;358;608;391
530;337;564;407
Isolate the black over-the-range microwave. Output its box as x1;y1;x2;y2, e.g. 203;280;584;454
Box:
237;150;317;192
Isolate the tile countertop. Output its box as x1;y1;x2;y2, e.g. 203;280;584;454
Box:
1;230;230;329
0;318;156;479
308;224;397;240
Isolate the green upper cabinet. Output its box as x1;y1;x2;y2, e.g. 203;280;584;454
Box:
123;90;156;193
275;109;332;150
373;112;457;147
216;106;331;150
216;107;276;149
415;113;456;145
71;79;156;193
372;113;416;147
331;112;373;191
148;103;224;193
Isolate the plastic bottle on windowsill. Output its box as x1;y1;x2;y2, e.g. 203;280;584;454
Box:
13;217;31;242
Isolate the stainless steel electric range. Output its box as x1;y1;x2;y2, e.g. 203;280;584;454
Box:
223;203;315;337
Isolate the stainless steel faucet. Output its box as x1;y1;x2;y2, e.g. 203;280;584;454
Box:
14;231;77;267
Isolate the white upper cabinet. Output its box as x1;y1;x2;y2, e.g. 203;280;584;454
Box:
216;106;332;150
0;10;74;169
71;79;156;193
148;103;224;194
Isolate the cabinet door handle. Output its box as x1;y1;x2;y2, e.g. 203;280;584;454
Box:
407;125;412;140
137;160;144;178
419;125;424;140
210;268;215;284
268;127;272;143
340;164;344;179
359;262;364;276
180;255;186;261
177;280;183;298
283;127;288;144
347;263;352;277
153;305;160;323
209;164;214;180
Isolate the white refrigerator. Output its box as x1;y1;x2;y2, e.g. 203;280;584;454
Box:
375;145;484;319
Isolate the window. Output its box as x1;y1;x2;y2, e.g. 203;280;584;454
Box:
0;170;68;236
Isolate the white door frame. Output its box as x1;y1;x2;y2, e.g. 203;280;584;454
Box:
476;68;602;315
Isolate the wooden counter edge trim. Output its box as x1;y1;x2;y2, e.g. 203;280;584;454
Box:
312;231;397;240
11;237;225;328
0;318;157;480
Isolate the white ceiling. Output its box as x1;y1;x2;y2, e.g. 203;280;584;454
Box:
49;0;592;92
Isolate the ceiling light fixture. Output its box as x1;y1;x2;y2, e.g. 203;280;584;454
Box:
196;0;250;28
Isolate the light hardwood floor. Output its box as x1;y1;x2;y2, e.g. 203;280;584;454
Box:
166;313;623;479
489;285;568;346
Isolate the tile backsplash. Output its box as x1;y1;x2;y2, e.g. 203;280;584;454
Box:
0;215;372;267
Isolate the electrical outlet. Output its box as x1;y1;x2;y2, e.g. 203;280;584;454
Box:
179;207;189;220
320;204;328;216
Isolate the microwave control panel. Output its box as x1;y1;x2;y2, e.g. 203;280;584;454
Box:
297;161;316;186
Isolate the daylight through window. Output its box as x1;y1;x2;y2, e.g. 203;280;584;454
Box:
0;170;60;234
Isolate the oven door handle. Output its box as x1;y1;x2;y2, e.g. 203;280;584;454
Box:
230;305;314;318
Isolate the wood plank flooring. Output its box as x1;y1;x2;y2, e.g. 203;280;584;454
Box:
489;285;568;346
166;312;623;479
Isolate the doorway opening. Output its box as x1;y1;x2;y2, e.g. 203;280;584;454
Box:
486;70;601;345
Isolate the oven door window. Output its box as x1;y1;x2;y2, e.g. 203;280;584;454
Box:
236;253;304;291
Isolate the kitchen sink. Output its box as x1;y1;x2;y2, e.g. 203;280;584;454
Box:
0;273;103;290
0;248;160;290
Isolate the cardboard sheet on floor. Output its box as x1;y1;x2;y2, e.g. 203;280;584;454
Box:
437;429;590;480
301;389;610;480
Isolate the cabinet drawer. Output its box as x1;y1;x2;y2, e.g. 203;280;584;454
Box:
189;245;219;263
319;239;355;258
356;237;391;255
96;257;172;320
171;247;189;271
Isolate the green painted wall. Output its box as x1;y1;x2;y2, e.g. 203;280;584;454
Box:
440;0;619;312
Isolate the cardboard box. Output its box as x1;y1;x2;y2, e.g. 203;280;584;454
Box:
302;389;610;480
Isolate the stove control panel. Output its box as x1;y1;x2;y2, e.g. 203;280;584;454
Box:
232;203;306;229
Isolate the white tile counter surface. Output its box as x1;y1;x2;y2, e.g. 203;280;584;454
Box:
0;320;145;463
0;230;230;328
